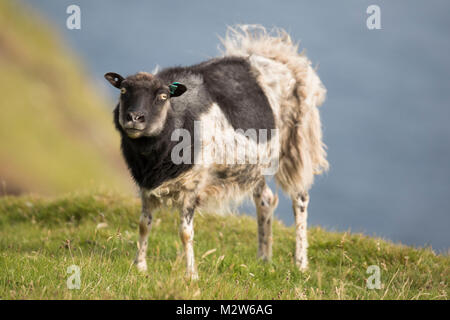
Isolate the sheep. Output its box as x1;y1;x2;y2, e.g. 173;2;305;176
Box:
104;25;328;279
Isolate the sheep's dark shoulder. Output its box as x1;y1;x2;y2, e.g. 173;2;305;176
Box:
201;57;275;132
158;57;276;133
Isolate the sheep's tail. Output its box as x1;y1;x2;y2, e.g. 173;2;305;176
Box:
219;25;328;195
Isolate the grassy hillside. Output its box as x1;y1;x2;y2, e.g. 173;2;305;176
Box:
0;0;132;194
0;192;447;299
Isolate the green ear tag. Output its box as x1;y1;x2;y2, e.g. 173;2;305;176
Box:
169;82;181;95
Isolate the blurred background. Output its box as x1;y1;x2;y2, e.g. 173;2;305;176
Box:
1;0;449;252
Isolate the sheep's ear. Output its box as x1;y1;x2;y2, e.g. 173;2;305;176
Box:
104;72;124;89
169;82;187;97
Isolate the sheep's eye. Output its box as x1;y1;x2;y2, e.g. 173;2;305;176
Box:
158;93;168;101
120;87;127;94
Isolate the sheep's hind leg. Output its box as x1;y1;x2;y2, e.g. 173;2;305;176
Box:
292;191;309;271
134;191;155;272
253;179;278;261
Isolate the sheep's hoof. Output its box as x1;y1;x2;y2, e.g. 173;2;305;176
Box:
295;260;308;272
257;254;272;263
134;259;148;272
186;271;199;281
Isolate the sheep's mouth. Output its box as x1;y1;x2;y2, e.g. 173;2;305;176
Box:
125;128;143;139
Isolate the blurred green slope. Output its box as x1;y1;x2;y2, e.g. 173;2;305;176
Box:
0;0;133;195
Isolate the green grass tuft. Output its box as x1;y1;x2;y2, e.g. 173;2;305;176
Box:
0;192;448;299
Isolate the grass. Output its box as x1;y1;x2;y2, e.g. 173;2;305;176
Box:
0;191;448;299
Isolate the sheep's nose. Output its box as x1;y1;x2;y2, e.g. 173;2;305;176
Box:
126;111;145;123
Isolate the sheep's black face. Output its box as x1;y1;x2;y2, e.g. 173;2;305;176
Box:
117;75;170;139
104;72;186;138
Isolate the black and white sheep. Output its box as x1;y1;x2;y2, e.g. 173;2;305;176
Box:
104;25;328;279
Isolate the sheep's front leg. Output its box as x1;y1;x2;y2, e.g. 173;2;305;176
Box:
134;192;154;272
179;204;198;280
253;180;278;261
